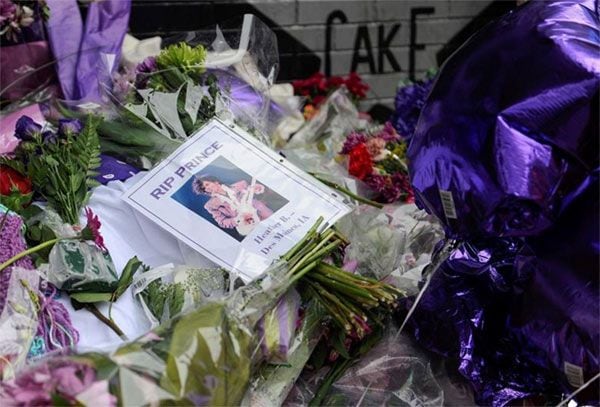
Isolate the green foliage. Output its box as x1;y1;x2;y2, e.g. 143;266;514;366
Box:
17;116;102;225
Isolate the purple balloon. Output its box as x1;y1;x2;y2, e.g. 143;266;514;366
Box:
408;0;599;239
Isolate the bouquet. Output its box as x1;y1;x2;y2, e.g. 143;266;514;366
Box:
293;72;369;120
391;73;436;140
93;42;219;167
340;122;413;204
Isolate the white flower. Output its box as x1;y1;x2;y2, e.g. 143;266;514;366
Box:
18;6;34;28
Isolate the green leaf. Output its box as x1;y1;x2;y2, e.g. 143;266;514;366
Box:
114;256;144;300
70;173;83;191
70;292;113;303
331;330;351;360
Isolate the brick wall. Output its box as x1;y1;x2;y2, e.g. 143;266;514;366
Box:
128;0;518;110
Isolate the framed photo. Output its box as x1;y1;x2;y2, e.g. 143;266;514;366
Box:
123;119;350;281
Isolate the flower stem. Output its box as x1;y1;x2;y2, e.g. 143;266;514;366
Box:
310;174;384;209
84;303;127;339
0;237;62;272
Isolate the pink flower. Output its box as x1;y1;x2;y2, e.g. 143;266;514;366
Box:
0;0;16;25
379;121;400;142
0;359;110;406
365;137;388;161
81;208;107;252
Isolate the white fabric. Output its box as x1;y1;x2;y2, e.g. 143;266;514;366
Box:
59;173;216;351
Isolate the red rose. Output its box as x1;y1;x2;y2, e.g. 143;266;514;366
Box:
348;144;373;180
0;165;32;196
312;94;325;106
326;76;345;88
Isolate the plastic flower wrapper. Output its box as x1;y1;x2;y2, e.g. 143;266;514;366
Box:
0;206;79;369
335;204;443;282
284;325;445;407
241;300;324;406
0;266;40;381
292;72;369;121
132;264;230;327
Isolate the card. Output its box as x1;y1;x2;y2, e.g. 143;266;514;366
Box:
123;119;350;281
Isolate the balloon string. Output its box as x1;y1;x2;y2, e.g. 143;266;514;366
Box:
556;373;600;407
395;238;459;339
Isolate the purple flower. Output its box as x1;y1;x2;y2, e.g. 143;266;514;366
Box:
135;56;158;88
391;76;435;139
379;121;401;142
0;0;16;25
57;119;82;137
136;56;157;75
14;115;42;141
340;132;367;154
41;130;57;144
365;173;387;192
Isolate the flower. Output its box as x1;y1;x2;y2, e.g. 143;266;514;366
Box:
57;119;82;138
17;5;33;27
365;173;387;192
0;0;16;25
135;56;158;89
340;132;367;154
14;116;42;141
344;72;369;99
136;56;157;75
41;130;57;144
347;144;373;180
312;94;325;106
156;43;207;76
365;137;388;161
326;76;345;88
391;76;435;139
302;104;316;120
379;121;401;142
112;68;136;100
81;208;107;252
0;165;32;195
0;359;112;406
